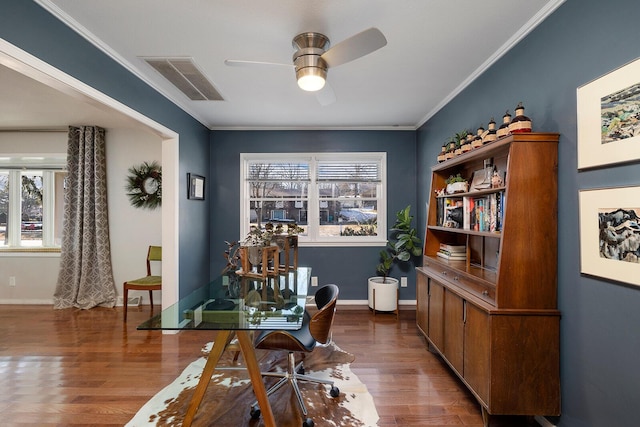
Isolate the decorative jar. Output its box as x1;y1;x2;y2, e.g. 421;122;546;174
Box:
497;111;511;138
483;118;498;144
509;102;532;133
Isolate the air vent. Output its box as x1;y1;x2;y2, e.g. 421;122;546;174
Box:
143;57;223;101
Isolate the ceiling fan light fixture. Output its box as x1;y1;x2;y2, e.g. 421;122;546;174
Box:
296;67;326;91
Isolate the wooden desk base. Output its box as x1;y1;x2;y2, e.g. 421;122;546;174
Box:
182;330;276;427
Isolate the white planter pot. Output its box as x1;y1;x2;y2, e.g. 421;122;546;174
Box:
368;277;399;311
446;181;468;194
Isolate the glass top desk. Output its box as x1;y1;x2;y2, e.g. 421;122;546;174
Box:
138;267;312;427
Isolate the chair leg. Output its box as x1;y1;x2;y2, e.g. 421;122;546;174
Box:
288;352;309;416
123;286;129;322
149;290;154;310
252;351;339;419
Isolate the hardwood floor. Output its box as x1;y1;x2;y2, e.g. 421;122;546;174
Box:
0;304;540;426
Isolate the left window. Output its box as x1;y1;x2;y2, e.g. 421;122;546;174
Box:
0;163;65;249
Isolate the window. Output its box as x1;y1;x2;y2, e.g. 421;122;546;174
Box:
241;153;386;246
0;160;65;249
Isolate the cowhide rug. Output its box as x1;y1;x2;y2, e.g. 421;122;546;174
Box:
126;341;379;426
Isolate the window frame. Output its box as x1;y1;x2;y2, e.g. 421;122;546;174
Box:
240;152;387;247
0;165;65;251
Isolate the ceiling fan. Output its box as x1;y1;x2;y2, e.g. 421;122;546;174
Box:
225;27;387;105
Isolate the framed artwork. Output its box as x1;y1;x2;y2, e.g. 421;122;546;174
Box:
187;173;205;200
579;186;640;287
577;57;640;169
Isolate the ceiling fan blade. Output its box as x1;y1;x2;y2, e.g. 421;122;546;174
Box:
315;83;336;106
321;27;387;68
224;59;293;68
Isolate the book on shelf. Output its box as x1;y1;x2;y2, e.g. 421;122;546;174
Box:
443;198;463;228
439;243;466;253
461;191;505;232
436;197;444;226
437;250;467;261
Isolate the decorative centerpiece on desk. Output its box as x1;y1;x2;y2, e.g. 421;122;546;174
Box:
368;205;422;313
239;222;302;273
445;173;468;194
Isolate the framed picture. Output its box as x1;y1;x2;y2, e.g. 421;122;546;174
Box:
187;173;205;200
577;57;640;169
579;186;640;287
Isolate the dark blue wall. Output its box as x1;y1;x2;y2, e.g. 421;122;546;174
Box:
1;0;211;296
6;0;639;424
210;130;418;300
417;0;640;426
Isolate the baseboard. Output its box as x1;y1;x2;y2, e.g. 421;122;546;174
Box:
116;295;144;307
0;298;53;304
337;299;417;308
535;415;557;427
0;298;417;308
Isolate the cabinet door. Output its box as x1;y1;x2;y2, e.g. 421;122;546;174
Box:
416;271;429;336
464;302;490;404
428;279;445;352
444;290;464;375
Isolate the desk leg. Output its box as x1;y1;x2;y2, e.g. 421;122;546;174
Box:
182;330;232;427
236;330;276;427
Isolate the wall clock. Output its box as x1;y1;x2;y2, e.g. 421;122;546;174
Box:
125;161;162;210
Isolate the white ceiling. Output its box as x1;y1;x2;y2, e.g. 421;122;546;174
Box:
4;0;565;131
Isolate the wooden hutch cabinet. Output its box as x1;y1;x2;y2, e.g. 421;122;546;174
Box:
416;133;560;425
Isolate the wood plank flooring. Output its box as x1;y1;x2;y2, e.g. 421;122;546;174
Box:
0;304;540;426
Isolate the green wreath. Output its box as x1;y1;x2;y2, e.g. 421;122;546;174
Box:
125;161;162;210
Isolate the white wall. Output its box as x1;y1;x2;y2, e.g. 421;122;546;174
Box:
0;128;163;304
106;127;162;305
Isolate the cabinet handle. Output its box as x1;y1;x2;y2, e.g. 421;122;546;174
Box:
463;300;467;324
482;290;489;296
441;271;447;275
454;276;459;281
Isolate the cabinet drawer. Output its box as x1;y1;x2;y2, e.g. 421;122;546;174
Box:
421;260;496;305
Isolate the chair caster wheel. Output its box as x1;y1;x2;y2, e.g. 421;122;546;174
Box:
297;366;305;375
330;385;340;398
250;406;261;419
302;418;314;427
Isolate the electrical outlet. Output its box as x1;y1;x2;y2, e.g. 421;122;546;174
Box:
401;277;408;287
9;276;16;287
311;276;318;287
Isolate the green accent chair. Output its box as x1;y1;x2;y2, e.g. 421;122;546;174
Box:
123;246;161;321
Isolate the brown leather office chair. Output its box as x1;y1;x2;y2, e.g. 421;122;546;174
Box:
250;284;340;427
123;246;161;321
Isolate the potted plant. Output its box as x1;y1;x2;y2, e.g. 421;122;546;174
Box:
241;222;303;272
368;205;423;312
445;173;468;194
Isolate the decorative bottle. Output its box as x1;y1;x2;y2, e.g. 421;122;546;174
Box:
497;111;511;138
444;138;455;160
483;118;498;144
509;102;532;133
471;126;484;149
437;145;446;163
461;130;473;153
454;139;462;157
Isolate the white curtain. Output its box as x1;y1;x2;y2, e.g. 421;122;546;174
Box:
53;126;117;309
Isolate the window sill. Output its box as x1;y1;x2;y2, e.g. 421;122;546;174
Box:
0;247;61;257
298;239;387;248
